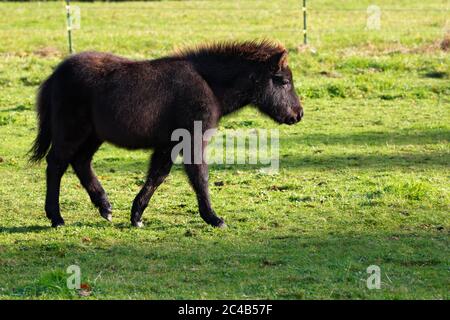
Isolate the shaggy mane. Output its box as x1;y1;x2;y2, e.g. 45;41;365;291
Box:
174;40;286;63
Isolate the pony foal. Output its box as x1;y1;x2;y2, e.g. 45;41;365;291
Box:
29;40;303;228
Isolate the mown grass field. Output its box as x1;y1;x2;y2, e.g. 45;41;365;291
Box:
0;0;449;299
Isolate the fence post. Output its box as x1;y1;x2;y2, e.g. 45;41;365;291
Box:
65;0;73;54
302;0;307;45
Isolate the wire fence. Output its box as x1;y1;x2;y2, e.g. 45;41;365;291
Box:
0;1;448;54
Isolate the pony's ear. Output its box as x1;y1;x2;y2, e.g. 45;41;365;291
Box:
268;50;288;73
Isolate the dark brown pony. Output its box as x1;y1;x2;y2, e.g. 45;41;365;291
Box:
29;40;303;228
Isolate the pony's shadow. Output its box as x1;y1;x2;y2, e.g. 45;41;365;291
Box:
69;221;115;228
1;221;116;234
0;225;49;234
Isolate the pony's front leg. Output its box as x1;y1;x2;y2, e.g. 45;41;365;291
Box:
130;148;173;227
184;162;226;228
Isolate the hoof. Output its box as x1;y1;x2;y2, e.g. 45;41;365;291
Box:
206;216;227;228
101;212;112;222
100;208;112;222
216;220;227;229
131;220;144;228
51;219;65;228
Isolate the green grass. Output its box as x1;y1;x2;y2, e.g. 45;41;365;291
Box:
0;0;449;299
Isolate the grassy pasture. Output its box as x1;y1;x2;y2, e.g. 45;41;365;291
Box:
0;0;449;299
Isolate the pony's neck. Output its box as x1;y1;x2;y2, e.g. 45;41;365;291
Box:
187;57;253;116
211;84;251;116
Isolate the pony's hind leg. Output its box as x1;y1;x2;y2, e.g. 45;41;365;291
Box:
44;121;91;227
71;135;112;221
45;146;73;227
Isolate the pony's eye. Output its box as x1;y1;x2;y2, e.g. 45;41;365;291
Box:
273;75;290;86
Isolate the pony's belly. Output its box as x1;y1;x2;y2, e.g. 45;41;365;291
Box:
93;115;173;150
95;124;154;149
91;99;173;149
91;112;151;148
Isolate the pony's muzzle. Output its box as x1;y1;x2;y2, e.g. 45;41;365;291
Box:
285;107;303;125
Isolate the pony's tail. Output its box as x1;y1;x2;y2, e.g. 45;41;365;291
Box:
28;76;53;163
